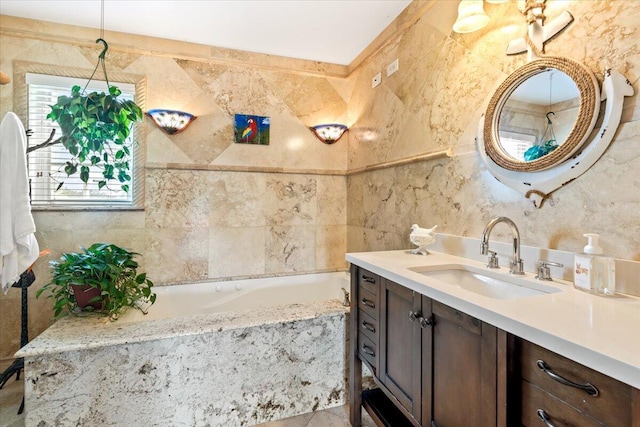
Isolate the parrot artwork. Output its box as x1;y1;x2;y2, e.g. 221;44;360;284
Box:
234;114;270;145
240;118;258;142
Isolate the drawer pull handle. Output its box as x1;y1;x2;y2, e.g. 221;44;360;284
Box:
408;310;421;321
536;360;599;397
361;321;376;333
361;275;376;284
536;409;556;427
361;298;375;308
361;344;375;356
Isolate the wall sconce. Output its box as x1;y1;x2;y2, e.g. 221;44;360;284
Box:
146;109;197;135
453;0;490;33
310;124;348;144
453;0;574;60
0;71;10;85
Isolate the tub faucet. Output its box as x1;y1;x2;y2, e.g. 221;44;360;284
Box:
481;216;525;275
340;288;350;307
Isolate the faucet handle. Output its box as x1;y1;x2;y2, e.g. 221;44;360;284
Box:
536;260;563;281
510;259;525;275
486;250;499;269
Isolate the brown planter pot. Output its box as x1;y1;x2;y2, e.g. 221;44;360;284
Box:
70;284;104;310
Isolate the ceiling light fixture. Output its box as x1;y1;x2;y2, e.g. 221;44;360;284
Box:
146;109;197;135
310;124;348;144
453;0;490;34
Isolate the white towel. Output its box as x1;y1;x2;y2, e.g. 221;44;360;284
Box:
0;112;40;294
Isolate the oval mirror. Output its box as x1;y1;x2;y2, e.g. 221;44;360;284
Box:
484;57;599;172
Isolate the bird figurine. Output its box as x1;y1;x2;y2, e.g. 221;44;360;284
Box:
409;224;437;255
240;118;258;142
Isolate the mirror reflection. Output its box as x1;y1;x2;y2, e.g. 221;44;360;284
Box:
497;69;580;162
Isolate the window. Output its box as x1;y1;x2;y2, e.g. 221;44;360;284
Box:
497;130;537;161
26;73;142;209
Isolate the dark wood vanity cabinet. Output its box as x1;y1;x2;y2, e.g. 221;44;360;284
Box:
512;337;640;427
430;301;498;427
350;265;501;427
349;264;640;427
379;278;427;424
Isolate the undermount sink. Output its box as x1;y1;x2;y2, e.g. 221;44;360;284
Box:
408;264;562;300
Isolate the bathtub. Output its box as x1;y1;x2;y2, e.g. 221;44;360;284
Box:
122;271;351;322
18;271;351;427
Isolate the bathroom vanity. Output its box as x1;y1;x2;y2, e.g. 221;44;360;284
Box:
347;249;640;427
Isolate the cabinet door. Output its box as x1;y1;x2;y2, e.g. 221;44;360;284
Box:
380;278;423;424
430;301;497;427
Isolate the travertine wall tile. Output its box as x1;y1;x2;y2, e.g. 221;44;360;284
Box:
145;169;210;229
316;225;348;271
265;176;317;226
283;76;347;126
266;225;316;273
145;227;209;283
209;226;266;278
347;0;640;262
317;175;347;226
209;172;266;227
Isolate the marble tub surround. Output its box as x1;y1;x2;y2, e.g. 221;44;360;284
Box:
18;300;349;427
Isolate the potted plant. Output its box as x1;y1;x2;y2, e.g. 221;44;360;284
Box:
36;243;155;320
45;84;143;192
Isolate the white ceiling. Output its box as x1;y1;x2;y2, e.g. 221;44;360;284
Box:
510;69;579;105
0;0;413;66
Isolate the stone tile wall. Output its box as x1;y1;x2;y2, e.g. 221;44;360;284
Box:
0;17;348;360
347;1;640;260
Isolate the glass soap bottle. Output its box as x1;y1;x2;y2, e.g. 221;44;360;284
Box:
574;233;616;295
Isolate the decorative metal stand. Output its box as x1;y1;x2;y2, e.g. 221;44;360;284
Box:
0;269;35;415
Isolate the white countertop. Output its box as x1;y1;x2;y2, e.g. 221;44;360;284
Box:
346;249;640;389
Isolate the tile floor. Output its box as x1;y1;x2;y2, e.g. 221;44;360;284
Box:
0;364;24;427
254;404;376;427
0;361;374;427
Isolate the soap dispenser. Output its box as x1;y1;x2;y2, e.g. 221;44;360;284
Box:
574;233;616;295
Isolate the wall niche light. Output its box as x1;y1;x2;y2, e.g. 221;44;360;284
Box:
146;109;197;135
310;124;348;144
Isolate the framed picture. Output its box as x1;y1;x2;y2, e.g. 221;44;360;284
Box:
234;114;270;145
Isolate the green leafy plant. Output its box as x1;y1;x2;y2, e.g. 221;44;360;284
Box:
46;85;143;192
36;243;155;321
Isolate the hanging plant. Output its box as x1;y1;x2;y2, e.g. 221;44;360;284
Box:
46;83;142;192
30;38;143;193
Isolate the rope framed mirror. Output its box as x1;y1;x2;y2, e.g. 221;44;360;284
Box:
483;56;599;172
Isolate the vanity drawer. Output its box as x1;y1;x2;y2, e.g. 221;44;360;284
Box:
357;268;380;296
358;333;377;374
358;309;378;343
519;338;632;426
521;380;603;427
358;287;379;320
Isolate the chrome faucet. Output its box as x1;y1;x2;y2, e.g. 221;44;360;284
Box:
480;216;525;275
